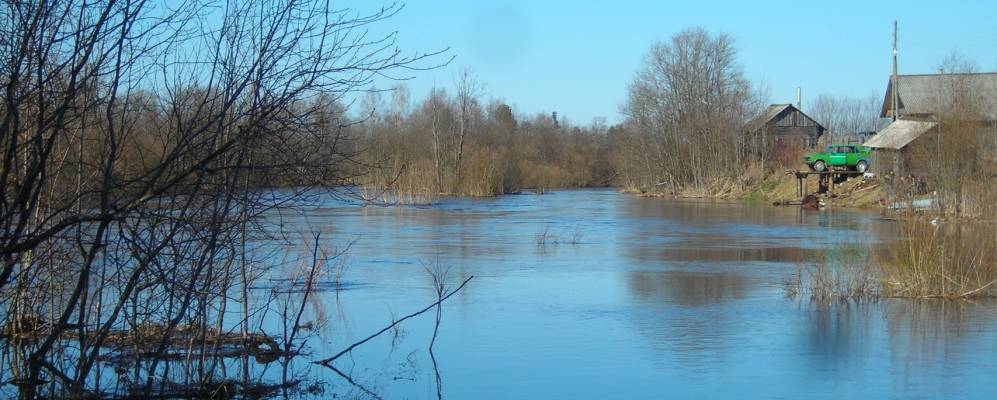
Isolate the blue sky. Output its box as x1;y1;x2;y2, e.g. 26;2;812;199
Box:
356;0;997;124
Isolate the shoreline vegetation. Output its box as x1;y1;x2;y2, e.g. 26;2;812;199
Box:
0;0;993;396
786;219;997;301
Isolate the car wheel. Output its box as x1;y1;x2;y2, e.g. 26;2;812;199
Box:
856;160;868;173
813;160;826;172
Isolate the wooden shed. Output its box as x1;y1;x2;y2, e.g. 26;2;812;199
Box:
744;104;825;151
863;119;937;175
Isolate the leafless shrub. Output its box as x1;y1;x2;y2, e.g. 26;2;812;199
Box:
422;261;452;400
535;225;559;246
570;226;584;245
0;0;441;396
784;242;880;305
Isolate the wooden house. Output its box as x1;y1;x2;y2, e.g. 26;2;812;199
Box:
744;104;825;152
866;72;997;175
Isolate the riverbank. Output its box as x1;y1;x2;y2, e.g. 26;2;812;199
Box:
744;170;885;209
624;169;886;210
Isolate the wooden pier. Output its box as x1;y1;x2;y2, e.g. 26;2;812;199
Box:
791;170;864;197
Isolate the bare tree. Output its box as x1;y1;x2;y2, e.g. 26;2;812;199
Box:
453;68;484;190
353;72;613;200
427;88;454;193
811;94;886;144
0;0;442;397
620;27;758;194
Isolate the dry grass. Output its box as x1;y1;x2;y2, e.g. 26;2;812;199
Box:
785;242;879;305
787;221;997;302
458;149;505;197
879;220;997;298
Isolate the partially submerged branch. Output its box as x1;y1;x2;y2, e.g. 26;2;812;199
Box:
315;275;473;365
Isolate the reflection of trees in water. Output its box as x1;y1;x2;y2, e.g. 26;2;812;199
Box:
619;195;889;248
796;302;877;374
622;197;790;225
363;207;511;261
792;299;997;389
884;300;995;366
629;246;811;263
628;270;750;307
619;197;833;265
624;270;751;373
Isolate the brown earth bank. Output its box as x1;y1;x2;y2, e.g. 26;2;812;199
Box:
623;169;886;211
748;170;885;209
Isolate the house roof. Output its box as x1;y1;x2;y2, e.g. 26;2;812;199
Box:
745;104;792;134
881;73;997;120
863;119;936;150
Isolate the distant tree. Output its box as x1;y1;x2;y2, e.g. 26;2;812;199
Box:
488;101;518;137
621;27;758;193
810;94;885;144
423;88;455;192
453;68;484;189
388;84;411;129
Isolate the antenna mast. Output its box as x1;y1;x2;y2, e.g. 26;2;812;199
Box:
891;20;899;121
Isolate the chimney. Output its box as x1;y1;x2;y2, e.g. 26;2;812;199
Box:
796;87;802;110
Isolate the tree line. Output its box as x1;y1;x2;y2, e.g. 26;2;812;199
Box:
351;72;615;202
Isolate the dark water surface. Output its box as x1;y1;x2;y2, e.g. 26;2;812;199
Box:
280;189;997;399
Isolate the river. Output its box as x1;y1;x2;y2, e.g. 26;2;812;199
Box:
269;188;996;399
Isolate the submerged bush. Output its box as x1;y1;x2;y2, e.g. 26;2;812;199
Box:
785;243;879;305
787;220;997;302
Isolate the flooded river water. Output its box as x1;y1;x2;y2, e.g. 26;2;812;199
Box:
276;189;997;399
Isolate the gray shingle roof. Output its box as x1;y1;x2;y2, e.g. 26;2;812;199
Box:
881;73;997;120
863;119;936;150
744;104;792;133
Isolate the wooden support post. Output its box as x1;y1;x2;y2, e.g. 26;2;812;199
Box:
829;172;835;195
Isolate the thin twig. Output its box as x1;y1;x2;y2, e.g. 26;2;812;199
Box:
314;276;473;365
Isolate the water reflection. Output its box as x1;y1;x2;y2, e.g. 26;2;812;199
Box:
238;190;997;398
884;300;997;365
628;270;750;307
630;246;811;263
795;302;877;374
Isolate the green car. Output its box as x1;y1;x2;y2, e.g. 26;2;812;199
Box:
804;144;872;173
